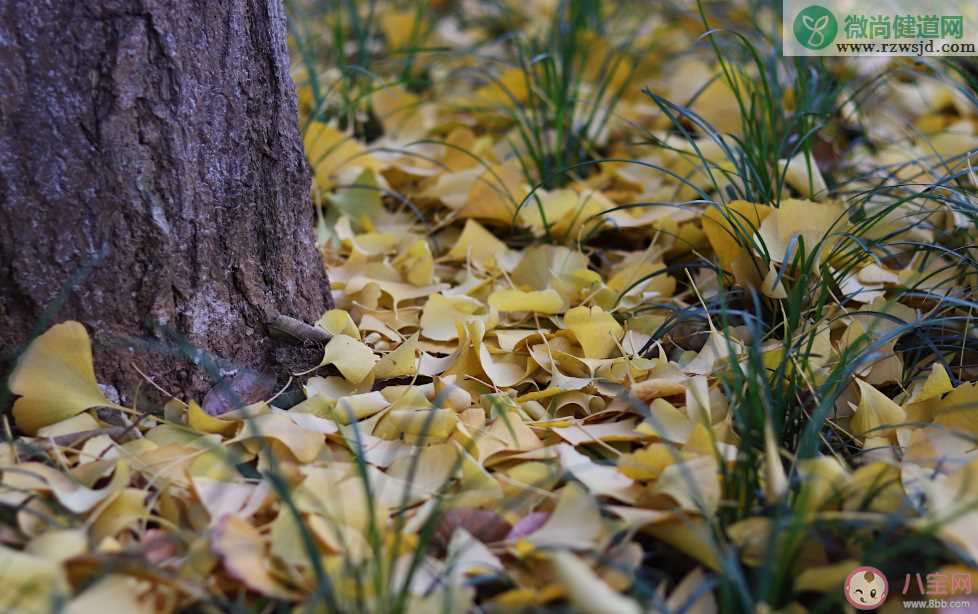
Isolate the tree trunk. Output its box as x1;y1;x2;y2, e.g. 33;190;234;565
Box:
0;0;332;405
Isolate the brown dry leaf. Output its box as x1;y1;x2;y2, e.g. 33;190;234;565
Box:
202;368;278;416
433;508;512;547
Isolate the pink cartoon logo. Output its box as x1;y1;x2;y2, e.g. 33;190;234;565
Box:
845;566;889;610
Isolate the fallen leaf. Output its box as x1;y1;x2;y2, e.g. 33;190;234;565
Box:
550;551;642;614
10;321;117;435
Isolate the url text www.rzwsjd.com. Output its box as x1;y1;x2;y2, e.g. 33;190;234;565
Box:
835;39;976;55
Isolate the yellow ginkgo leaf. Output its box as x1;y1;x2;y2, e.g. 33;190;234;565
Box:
213;515;299;600
528;482;605;549
443;219;509;266
756;199;846;263
474;67;529;106
549;419;644;446
476;412;543;461
652;456;721;515
664;568;718;612
794;560;860;593
442;127;481;172
796;456;849;514
10;321;117;435
934;381;978;436
511;244;589;291
379;11;426;48
375;334;420;379
295;467;387;533
780;153;827;198
332;391;390;424
763;422;788;504
89;487;148;543
374;408;459;444
550;551;642;614
304;121;381;192
393;239;434;286
488;288;565;314
630;362;688;402
761;264;788;299
0;545;69;611
35;412;100;438
318;309;361;340
702;201;770;275
519;189;580;237
236;412;325;463
65;575;155;614
606;259;676;301
26;529;87;563
187;400;238;436
672;59;745;136
420;294;494;341
327;169;384;228
618;443;676;481
634;398;694;443
457;162;526;224
850;379;906;437
192;476;269;525
911;363;954;403
564;305;624;359
844;462;905;513
321;334;378;384
904;363;953;422
478;344;525;388
557;443;641;503
726;517;773;567
640;516;721;571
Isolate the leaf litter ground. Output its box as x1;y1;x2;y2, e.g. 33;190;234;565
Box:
3;1;978;612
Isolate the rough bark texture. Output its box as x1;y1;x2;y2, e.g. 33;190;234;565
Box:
0;0;332;404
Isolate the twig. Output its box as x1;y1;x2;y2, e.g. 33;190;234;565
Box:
265;314;332;345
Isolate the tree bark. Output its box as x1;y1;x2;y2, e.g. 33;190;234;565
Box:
0;0;332;404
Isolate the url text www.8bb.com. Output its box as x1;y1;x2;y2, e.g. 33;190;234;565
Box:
903;598;974;610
